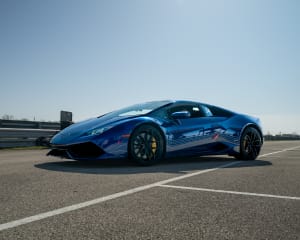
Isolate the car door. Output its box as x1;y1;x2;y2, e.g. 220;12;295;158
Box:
166;104;215;154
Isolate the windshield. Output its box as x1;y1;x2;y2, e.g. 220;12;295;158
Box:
98;100;172;119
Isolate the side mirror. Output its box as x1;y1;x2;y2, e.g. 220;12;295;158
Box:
171;111;191;119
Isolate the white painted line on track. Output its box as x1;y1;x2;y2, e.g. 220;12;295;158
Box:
259;146;300;158
0;161;240;231
159;185;300;200
0;145;299;232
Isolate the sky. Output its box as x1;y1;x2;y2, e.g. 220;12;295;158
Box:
0;0;299;134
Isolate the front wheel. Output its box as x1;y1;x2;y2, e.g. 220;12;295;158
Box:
235;127;262;160
129;125;165;166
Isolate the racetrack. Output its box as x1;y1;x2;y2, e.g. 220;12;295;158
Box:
0;141;299;239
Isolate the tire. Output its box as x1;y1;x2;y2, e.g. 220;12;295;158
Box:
235;127;262;160
129;125;165;166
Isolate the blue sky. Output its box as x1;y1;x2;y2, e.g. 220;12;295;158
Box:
0;0;299;134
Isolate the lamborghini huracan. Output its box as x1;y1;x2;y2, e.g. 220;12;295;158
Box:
48;100;263;165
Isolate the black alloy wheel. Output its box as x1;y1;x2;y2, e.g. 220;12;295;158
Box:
129;125;165;166
236;127;262;160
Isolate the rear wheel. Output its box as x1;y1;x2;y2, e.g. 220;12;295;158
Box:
235;127;262;160
129;125;165;166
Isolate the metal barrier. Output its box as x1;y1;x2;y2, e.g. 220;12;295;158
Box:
0;128;58;148
0;120;60;130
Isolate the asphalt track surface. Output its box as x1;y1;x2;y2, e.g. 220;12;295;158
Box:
0;141;299;239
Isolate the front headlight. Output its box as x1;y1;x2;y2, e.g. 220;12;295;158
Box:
84;126;113;137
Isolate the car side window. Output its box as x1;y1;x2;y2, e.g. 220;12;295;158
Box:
203;105;233;117
200;105;213;117
169;105;205;118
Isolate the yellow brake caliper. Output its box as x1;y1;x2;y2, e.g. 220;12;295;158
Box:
151;137;157;154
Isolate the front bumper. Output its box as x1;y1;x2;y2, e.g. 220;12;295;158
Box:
47;142;105;160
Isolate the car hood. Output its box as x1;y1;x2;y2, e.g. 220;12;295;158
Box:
51;115;132;145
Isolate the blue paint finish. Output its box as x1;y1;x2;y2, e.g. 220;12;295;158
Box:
49;100;263;161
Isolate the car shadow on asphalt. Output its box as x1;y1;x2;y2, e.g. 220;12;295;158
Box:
34;156;272;175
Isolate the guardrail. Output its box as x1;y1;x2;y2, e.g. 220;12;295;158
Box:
0;128;59;148
0;119;61;130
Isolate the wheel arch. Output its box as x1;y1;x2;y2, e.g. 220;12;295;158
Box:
127;121;167;156
240;123;263;144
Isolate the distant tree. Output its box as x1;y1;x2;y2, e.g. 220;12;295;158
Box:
2;114;14;120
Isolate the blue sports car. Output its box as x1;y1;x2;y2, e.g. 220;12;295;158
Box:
48;100;263;165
